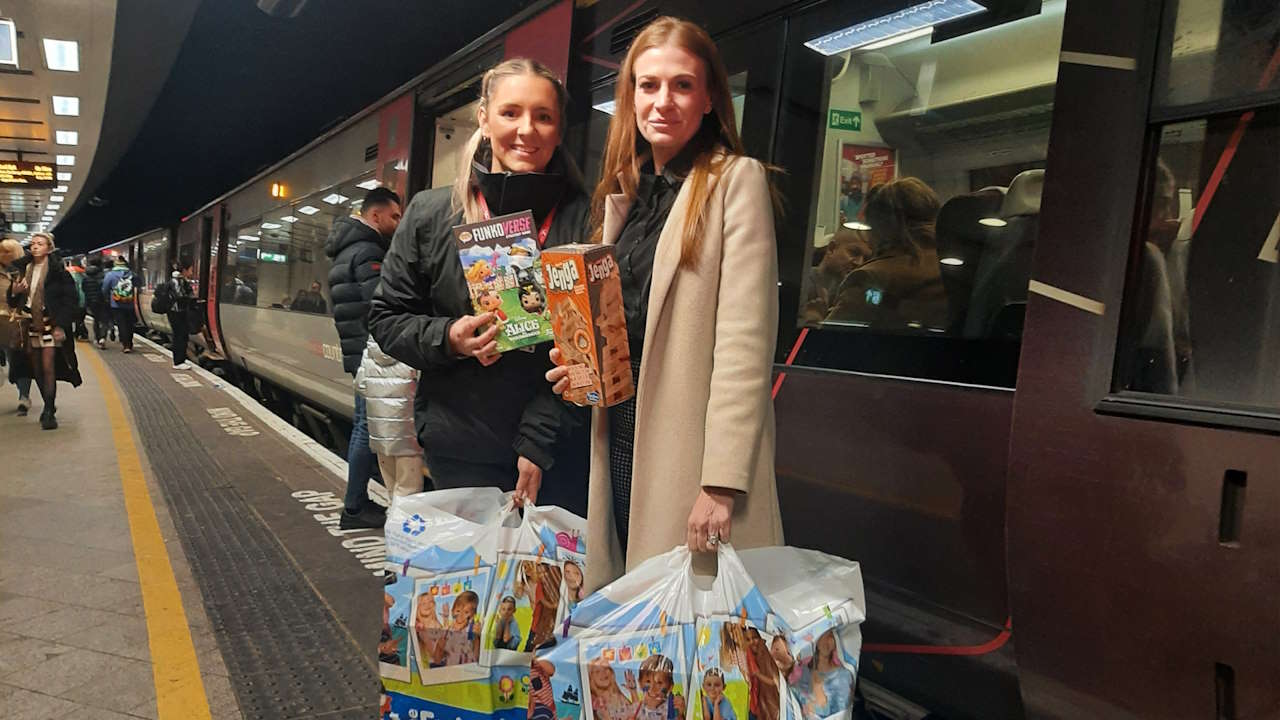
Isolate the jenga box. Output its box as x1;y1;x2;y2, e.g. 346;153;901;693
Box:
541;244;634;407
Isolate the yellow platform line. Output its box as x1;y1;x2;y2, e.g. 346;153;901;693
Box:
83;350;213;720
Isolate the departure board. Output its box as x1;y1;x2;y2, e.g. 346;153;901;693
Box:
0;161;56;189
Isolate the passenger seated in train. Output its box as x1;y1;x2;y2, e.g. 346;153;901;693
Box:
292;281;328;314
824;177;947;331
800;228;871;325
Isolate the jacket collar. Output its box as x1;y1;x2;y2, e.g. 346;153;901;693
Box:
470;146;573;226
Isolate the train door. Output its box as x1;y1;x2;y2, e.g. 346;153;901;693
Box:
1005;0;1280;717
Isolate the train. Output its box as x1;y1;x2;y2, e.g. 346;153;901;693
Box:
87;0;1280;718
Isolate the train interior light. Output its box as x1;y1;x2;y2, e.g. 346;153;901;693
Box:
297;205;319;215
803;0;985;55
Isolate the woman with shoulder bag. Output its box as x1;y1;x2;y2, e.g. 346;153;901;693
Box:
369;58;590;515
545;17;784;591
0;238;34;413
7;232;82;429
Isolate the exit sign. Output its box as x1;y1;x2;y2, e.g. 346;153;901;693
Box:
829;109;862;131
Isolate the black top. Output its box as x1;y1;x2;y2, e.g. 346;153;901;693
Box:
368;148;591;473
614;153;691;359
325;215;390;374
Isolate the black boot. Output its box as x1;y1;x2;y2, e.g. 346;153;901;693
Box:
40;405;57;430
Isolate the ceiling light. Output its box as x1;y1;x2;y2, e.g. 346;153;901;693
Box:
42;38;80;72
940;256;965;266
56;172;72;181
53;185;68;193
297;205;319;215
280;215;298;223
803;0;985;55
50;195;64;202
51;95;80;116
47;203;60;210
56;154;75;166
55;130;78;145
979;217;1008;227
237;234;259;242
356;178;379;190
592;99;617;116
322;193;348;205
260;222;281;229
842;221;871;231
859;26;935;51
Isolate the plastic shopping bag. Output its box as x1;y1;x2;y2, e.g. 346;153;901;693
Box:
379;487;587;720
532;545;865;720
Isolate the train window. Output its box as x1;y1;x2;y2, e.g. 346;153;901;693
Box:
783;1;1067;386
221;172;378;313
1112;2;1280;413
1154;0;1280;110
141;234;168;292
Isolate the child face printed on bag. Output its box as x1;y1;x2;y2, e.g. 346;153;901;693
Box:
768;636;794;676
638;655;674;708
564;560;584;602
498;596;516;619
450;591;479;629
701;670;725;703
415;592;442;629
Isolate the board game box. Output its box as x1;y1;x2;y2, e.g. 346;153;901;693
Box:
541;244;634;407
453;209;555;353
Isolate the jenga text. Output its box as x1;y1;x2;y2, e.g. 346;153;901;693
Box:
546;259;581;292
587;255;617;282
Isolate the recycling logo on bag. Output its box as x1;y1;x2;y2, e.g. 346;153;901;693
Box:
402;514;427;536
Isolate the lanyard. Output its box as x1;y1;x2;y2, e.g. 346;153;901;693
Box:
474;191;557;248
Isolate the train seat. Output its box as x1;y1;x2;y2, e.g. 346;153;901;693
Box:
963;169;1044;338
935;187;1007;334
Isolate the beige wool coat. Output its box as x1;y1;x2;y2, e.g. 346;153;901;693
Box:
583;154;785;594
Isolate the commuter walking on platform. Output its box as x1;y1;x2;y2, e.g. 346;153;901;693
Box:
356;336;424;499
545;18;783;591
64;258;88;340
370;58;591;516
0;238;33;414
326;186;402;529
6;232;82;429
82;256;110;349
102;255;137;352
167;261;199;369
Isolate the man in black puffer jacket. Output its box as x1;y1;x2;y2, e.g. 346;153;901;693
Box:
326;186;403;529
81;257;110;348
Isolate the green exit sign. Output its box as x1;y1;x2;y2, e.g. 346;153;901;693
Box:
829;109;862;131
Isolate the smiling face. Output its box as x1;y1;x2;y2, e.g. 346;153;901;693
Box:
416;594;436;622
702;672;724;701
498;597;516;619
451;593;478;629
644;671;672;705
479;73;562;174
632;44;711;166
563;561;583;590
588;658;615;692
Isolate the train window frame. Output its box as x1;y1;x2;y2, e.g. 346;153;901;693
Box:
772;0;1067;387
1101;0;1280;434
219;170;379;315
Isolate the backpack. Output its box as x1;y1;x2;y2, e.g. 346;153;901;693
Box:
111;271;135;303
151;281;174;314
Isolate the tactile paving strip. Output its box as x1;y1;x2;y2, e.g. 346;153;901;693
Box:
106;356;378;720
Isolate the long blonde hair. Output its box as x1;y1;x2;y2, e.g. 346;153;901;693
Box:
590;17;746;269
451;58;573;223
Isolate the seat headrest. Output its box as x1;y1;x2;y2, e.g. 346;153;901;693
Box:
1001;169;1044;218
937;188;1007;247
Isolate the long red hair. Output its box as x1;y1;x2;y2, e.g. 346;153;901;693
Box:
590;17;746;269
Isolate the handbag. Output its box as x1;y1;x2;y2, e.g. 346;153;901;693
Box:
0;308;31;350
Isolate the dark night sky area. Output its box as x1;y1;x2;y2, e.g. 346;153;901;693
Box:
57;0;537;251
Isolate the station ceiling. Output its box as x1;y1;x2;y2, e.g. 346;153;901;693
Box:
49;0;538;252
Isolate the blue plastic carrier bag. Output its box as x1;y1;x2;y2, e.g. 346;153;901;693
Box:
380;488;587;720
531;544;864;720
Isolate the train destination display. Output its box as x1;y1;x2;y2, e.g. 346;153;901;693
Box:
0;160;56;189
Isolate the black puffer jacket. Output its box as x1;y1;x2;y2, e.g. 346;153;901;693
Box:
369;151;590;474
325;216;389;375
81;265;106;309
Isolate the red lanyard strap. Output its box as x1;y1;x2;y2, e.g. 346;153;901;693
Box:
474;191;557;248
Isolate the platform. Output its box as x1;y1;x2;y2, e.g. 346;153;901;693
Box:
1;334;388;720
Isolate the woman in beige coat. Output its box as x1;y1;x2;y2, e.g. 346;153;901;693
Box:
548;16;783;592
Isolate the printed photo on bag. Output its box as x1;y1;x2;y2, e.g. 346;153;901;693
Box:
481;553;564;667
409;566;492;685
691;617;783;720
379;572;415;683
578;629;688;720
765;614;855;720
560;548;587;616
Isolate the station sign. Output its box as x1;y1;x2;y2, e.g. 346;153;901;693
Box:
260;251;288;263
829;109;863;132
0;160;57;189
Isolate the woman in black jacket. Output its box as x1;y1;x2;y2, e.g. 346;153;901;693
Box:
369;58;589;514
7;232;82;429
